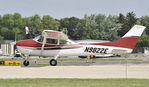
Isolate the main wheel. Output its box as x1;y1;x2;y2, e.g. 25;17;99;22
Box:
23;60;29;66
50;59;57;66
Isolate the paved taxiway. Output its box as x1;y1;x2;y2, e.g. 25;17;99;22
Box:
37;61;149;66
0;64;149;79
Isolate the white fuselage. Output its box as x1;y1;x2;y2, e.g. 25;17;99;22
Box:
17;44;132;57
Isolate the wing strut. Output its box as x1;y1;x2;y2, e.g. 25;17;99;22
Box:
40;36;47;56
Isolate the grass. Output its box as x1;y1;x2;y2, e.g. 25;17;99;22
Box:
0;79;149;87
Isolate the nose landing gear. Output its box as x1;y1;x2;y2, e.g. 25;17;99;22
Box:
23;55;30;66
23;60;29;66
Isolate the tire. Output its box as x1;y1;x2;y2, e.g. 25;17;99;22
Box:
23;60;29;66
50;59;57;66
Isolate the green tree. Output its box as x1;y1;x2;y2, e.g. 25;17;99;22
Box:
22;14;42;39
0;15;2;28
105;15;121;40
76;14;121;40
118;12;137;37
41;15;60;31
126;12;138;28
137;16;149;47
59;17;81;39
118;13;126;24
81;14;99;39
136;34;149;47
29;14;41;37
2;14;14;29
0;27;9;39
95;14;121;40
139;16;149;35
1;14;15;40
13;13;23;28
12;27;23;40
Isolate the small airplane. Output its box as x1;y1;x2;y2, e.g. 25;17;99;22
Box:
16;25;146;66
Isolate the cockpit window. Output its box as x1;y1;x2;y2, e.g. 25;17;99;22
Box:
60;40;67;45
37;36;43;42
46;38;58;44
34;35;73;45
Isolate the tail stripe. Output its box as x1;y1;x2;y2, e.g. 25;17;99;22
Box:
91;37;139;49
88;25;145;49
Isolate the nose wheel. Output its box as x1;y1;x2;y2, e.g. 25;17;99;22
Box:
23;60;29;66
50;59;57;66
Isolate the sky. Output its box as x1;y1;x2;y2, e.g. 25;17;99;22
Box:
0;0;148;19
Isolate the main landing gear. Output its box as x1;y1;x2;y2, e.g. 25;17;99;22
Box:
49;55;59;66
22;55;59;66
50;59;57;66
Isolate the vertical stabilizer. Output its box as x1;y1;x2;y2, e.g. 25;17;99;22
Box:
123;25;146;38
94;25;146;49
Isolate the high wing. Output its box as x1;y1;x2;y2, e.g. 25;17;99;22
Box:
42;30;68;41
40;30;69;56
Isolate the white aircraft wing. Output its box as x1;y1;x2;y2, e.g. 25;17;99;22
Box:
42;30;68;40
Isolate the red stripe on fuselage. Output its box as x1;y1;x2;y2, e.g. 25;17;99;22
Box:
17;37;139;49
80;37;139;49
16;40;64;47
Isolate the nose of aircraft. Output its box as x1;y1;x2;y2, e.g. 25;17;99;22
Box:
16;40;39;47
16;40;27;46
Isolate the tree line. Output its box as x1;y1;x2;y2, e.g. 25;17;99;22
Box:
0;12;149;47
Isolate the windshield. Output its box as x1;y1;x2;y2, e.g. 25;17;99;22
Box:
33;35;75;45
33;35;43;42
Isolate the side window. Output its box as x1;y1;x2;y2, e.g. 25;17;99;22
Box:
60;40;71;45
60;40;67;45
46;38;57;44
